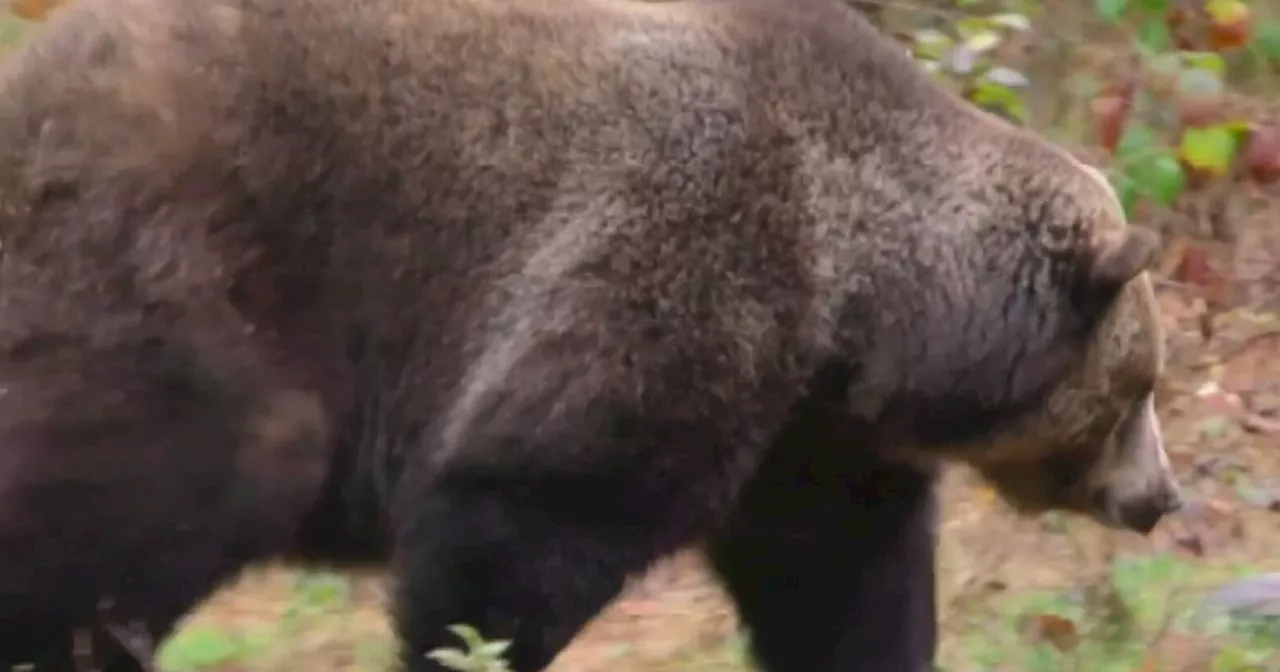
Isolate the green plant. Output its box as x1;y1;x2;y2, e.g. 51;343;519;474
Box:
158;625;274;672
427;624;516;672
907;1;1037;123
900;0;1280;222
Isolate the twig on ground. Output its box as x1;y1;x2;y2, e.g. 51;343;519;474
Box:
97;598;159;672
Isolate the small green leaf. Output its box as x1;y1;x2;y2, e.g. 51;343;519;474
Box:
956;16;995;38
989;12;1032;31
1115;175;1140;217
970;80;1028;122
1128;153;1186;206
1179;126;1239;176
479;640;513;659
1206;0;1249;26
1180;52;1229;78
1116;123;1159;161
1095;0;1130;24
1137;17;1172;52
1222;119;1254;139
292;570;351;609
963;29;1002;54
1255;20;1280;59
1137;0;1172;11
427;649;477;671
912;28;952;47
911;29;953;61
448;623;487;649
159;627;243;670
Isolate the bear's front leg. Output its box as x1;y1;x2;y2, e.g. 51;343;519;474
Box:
390;480;621;670
707;399;939;672
386;297;801;671
391;459;746;672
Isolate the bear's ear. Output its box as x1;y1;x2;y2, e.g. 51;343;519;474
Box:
1088;227;1160;293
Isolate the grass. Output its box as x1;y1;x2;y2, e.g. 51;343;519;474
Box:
156;492;1280;672
945;553;1279;672
157;540;1280;672
159;571;396;672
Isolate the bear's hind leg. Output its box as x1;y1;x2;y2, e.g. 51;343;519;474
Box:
0;334;332;671
0;477;324;672
0;613;83;672
0;611;156;672
707;416;939;672
0;496;316;672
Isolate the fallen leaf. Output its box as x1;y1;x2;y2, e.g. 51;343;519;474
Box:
1169;498;1243;557
1022;613;1080;652
1176;243;1229;296
10;0;63;21
1173;244;1235;341
1157;235;1192;277
982;578;1010;593
1239;411;1280;434
1173;528;1206;557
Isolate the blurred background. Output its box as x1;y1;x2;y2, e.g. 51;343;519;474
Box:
5;0;1280;670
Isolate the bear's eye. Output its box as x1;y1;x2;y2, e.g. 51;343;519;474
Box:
1114;357;1158;400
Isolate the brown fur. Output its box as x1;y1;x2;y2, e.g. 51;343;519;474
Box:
0;0;1167;670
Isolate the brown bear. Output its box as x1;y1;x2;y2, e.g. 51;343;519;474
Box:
0;0;1181;670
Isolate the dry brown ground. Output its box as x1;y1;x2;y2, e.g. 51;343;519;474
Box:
163;196;1280;671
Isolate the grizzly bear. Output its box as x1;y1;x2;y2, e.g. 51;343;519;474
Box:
0;0;1182;670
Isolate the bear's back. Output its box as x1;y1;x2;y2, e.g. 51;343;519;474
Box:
0;0;891;331
0;0;966;449
0;0;1093;461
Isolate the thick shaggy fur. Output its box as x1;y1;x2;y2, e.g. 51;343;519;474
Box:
0;0;1170;670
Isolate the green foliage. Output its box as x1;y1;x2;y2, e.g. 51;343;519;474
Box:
159;626;274;672
1138;15;1173;51
288;570;353;613
907;1;1035;123
1120;150;1185;211
1096;0;1131;25
427;624;516;672
954;554;1279;672
1180;124;1242;176
1257;20;1280;59
904;0;1280;221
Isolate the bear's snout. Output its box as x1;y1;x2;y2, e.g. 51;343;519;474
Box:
1095;482;1184;535
1086;392;1183;534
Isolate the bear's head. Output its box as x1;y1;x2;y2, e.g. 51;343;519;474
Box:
955;160;1181;535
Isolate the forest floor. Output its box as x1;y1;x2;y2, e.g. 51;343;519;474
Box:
158;195;1280;672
